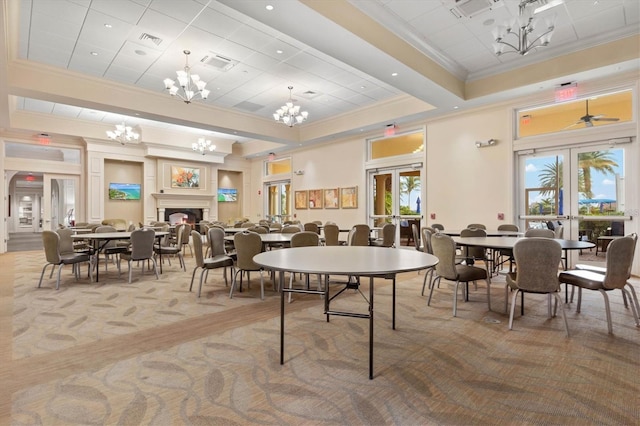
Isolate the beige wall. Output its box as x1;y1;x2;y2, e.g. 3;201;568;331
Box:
104;160;143;225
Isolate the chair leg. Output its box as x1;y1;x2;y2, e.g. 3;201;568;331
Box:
230;270;242;298
150;258;159;279
625;283;640;321
598;289;613;334
198;269;207;298
189;266;200;292
38;263;53;288
453;280;460;317
553;292;570;337
485;277;491;311
622;288;640;326
508;289;520;330
427;276;440;306
56;265;64;290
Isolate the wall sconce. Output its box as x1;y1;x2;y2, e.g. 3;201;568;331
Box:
294;170;305;175
475;138;497;148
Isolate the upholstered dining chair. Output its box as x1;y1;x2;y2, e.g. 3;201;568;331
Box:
119;228;158;284
505;238;569;336
190;230;235;298
95;225;128;274
411;223;421;251
495;224;520;272
429;232;491;317
371;223;396;247
153;223;186;271
524;228;555;238
460;227;489;267
38;230;93;290
288;231;321;302
559;236;639;334
574;233;639;312
322;223;341;246
431;223;445;231
230;231;269;300
466;223;486;230
348;224;370;246
420;227;436;295
303;222;320;234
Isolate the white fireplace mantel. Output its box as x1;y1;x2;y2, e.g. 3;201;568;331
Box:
152;193;214;220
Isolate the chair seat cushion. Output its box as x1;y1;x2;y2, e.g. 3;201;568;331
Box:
154;246;181;255
559;269;605;290
61;252;91;264
575;264;606;274
204;255;234;269
455;265;487;281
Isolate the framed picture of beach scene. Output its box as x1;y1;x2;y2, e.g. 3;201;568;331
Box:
295;190;308;209
340;186;357;209
324;188;339;209
308;189;323;209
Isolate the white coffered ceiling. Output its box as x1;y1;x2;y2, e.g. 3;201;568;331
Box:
4;0;639;157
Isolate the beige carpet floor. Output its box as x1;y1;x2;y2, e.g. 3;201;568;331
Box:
1;248;639;425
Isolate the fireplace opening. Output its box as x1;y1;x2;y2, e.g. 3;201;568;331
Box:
164;208;203;226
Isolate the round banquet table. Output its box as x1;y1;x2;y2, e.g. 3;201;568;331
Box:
254;246;438;379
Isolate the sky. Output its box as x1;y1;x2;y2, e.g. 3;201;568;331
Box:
524;148;624;205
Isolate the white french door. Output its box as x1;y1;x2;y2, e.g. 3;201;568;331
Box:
368;165;423;247
43;174;79;231
518;141;631;266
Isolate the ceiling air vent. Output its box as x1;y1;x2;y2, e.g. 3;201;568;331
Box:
139;33;163;46
449;0;503;18
200;53;237;71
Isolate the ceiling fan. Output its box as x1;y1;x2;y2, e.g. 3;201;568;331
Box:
566;99;620;128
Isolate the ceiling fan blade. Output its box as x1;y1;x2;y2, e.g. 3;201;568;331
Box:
585;121;594;127
592;117;620;122
563;121;583;129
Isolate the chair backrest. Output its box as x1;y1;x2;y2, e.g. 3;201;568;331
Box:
430;233;459;280
248;225;268;234
303;222;320;234
159;223;171;247
524;228;555;238
281;225;300;234
234;231;263;271
323;223;340;246
411;223;420;250
181;224;192;246
466;223;486;230
56;228;74;254
431;223;445;231
512;237;562;293
127;223;136;232
497;224;519;232
602;236;636;290
349;224;370;246
207;227;227;257
379;223;396;247
192;230;206;268
270;223;282;231
291;231;320;248
42;230;61;264
460;227;487;259
129;228;155;260
240;222;255;228
421;227;433;254
553;225;564;239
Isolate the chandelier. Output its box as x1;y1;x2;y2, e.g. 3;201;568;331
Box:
106;122;140;145
492;0;557;56
163;50;210;104
273;86;308;127
192;137;215;155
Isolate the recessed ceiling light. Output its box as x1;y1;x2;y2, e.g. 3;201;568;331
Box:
276;49;283;54
266;5;274;11
360;85;366;89
104;23;112;28
134;50;146;56
90;51;98;56
453;106;459;109
391;72;398;77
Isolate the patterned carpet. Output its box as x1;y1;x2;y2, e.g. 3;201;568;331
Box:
4;249;640;425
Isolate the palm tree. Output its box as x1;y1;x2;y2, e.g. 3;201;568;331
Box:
400;176;421;211
578;151;618;199
538;159;562;197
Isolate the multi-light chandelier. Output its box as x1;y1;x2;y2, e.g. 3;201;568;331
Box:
273;86;309;127
106;122;140;145
192;137;215;155
492;0;558;56
164;50;210;104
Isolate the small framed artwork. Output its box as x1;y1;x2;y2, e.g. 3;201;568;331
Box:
295;190;308;209
308;189;323;209
324;188;339;209
340;186;358;209
171;166;200;188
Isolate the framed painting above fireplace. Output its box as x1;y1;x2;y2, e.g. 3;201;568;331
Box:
171;166;200;188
